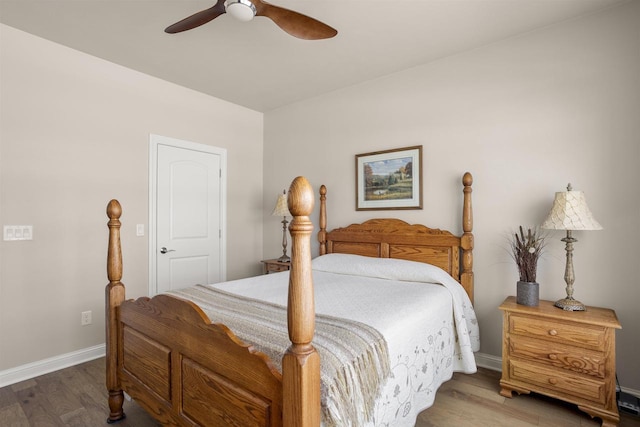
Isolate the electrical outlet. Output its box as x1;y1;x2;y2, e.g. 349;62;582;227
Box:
81;310;92;326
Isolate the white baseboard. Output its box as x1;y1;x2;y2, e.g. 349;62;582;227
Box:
0;344;105;388
474;351;502;372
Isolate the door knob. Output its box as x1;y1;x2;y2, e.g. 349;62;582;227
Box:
160;247;176;254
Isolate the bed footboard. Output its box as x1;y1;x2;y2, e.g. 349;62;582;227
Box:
105;201;283;426
105;176;320;427
117;294;283;426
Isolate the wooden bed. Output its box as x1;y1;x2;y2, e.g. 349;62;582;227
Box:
105;172;474;427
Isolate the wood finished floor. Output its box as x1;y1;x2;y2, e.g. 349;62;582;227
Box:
1;358;639;426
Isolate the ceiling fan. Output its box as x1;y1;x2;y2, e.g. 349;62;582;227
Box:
165;0;338;40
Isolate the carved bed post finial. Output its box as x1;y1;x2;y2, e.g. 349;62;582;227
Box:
318;185;327;256
283;177;321;427
105;200;126;423
461;173;474;302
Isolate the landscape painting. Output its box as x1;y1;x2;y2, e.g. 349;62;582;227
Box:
355;146;422;210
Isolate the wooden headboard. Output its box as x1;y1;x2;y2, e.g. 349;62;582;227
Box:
317;172;474;302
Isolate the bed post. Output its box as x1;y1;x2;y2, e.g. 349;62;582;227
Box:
461;172;474;302
282;177;321;427
105;200;126;423
318;184;327;256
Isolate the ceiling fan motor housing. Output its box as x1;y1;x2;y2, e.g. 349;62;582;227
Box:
225;0;257;21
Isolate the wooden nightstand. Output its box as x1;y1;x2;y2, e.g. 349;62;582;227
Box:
260;259;290;274
499;296;621;426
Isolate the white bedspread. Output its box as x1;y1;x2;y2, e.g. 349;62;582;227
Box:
206;253;479;426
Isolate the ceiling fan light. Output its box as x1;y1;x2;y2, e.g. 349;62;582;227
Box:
225;0;256;22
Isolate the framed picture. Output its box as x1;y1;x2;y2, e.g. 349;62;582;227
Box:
355;145;423;211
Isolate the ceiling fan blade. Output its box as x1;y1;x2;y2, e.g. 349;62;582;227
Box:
254;0;337;40
165;0;227;34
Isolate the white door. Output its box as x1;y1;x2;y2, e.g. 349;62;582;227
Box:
150;135;226;295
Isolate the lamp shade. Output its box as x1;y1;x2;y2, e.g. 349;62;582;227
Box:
541;186;602;231
272;192;291;218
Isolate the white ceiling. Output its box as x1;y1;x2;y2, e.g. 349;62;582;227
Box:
0;0;626;112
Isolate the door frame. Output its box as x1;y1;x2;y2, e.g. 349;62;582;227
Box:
148;134;227;296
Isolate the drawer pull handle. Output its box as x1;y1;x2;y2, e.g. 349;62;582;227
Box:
548;354;558;360
549;378;558;385
548;329;558;336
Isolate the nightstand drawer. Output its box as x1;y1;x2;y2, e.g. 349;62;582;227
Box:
261;259;291;274
510;314;605;351
510;359;605;404
510;336;605;378
266;263;289;273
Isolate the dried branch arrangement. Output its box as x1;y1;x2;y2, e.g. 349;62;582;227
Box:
510;226;545;283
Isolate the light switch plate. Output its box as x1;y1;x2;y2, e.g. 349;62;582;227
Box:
3;226;14;240
4;225;33;241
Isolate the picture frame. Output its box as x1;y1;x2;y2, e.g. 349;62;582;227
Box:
355;145;423;211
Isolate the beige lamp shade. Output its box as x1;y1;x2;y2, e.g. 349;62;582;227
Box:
272;192;291;217
541;187;602;231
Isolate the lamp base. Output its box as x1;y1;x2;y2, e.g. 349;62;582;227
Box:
277;254;290;263
554;297;586;311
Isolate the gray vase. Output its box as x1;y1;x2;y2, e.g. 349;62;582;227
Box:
517;281;539;306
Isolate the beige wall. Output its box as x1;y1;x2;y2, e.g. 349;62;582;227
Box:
2;1;639;394
0;25;264;371
264;1;640;391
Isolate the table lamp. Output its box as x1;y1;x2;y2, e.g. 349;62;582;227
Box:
541;183;602;311
272;189;291;262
